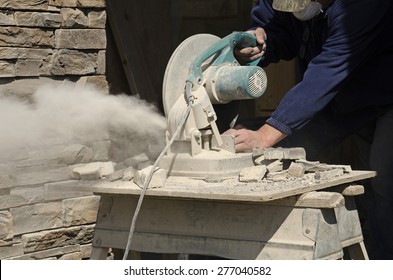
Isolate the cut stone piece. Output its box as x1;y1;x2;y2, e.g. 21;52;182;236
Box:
133;166;167;189
238;165;267;183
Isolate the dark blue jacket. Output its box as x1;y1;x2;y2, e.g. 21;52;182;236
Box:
252;0;393;135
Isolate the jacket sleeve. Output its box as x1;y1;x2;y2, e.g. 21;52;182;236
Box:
251;0;300;64
265;0;391;135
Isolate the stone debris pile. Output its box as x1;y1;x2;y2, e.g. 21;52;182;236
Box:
239;147;352;183
75;153;168;189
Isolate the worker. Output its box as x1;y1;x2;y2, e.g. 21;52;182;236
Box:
225;0;393;259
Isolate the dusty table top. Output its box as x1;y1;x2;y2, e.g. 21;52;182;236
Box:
76;170;375;203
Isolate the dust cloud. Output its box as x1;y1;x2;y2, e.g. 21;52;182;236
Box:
0;83;167;163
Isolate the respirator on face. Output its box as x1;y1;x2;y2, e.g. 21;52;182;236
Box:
292;1;323;21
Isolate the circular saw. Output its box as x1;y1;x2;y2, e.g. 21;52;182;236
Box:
160;32;268;179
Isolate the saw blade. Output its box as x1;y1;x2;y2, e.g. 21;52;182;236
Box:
162;34;220;117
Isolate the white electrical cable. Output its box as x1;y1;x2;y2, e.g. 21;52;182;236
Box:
122;82;193;260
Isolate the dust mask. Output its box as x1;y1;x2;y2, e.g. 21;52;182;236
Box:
293;1;323;21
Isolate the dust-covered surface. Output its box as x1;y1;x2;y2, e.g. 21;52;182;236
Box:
84;169;375;203
160;170;374;201
78;146;376;202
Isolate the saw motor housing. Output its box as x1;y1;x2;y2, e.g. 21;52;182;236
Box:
160;32;268;179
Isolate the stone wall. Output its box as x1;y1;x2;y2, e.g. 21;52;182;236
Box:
0;0;108;260
2;144;119;260
0;0;108;98
0;141;114;259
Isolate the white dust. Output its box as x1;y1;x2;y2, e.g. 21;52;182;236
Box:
0;83;167;163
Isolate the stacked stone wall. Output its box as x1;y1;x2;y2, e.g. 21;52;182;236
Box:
0;0;108;260
0;0;108;97
0;142;110;260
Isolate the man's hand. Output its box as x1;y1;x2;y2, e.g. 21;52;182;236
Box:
224;124;287;152
235;27;267;63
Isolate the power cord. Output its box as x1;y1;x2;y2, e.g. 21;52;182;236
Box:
122;82;193;260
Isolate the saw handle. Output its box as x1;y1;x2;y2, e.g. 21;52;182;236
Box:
187;32;262;89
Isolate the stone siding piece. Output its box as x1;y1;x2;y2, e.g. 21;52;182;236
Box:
0;243;24;259
10;186;45;205
0;174;14;189
14;166;76;186
134;167;167;189
60;8;88;27
266;170;288;181
287;162;305;178
88;10;106;28
0;47;52;59
0;27;54;47
0;211;13;239
22;224;95;253
15;58;47;76
14;12;62;28
314;168;344;181
50;0;106;8
62;195;100;226
266;160;284;173
8;244;80;260
0;194;27;210
59;251;82;259
263;147;306;160
122;154;150;169
50;49;101;75
80;243;92;259
0;11;16;25
122;167;135;181
239;165;267;183
0;0;49;10
76;75;108;92
11;202;63;235
44;180;94;201
55;29;106;49
0;60;14;77
72;161;115;180
58;144;94;165
106;169;124;182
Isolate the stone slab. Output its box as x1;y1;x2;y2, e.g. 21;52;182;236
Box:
0;210;13;239
14;166;76;186
49;0;106;8
133;166;167;189
0;194;28;210
0;243;24;259
50;49;102;75
10;185;45;205
55;29;106;49
8;244;80;260
0;47;52;60
62;195;100;226
72;161;115;180
11;202;63;235
44;180;94;201
0;27;54;47
15;11;62;28
0;0;49;11
21;224;95;253
264;147;306;160
239;165;267;183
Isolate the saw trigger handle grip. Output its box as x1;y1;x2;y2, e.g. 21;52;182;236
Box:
187;32;262;89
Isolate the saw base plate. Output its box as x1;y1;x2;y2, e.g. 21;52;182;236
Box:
159;150;254;179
